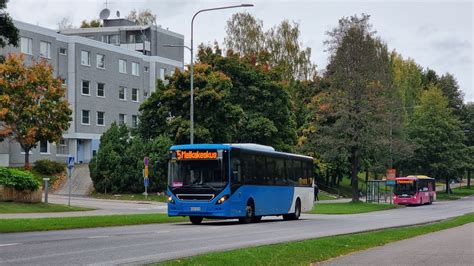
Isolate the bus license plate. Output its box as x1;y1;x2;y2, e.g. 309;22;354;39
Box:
190;207;201;211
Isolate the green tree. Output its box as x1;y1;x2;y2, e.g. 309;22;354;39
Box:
407;86;467;193
224;12;265;57
0;53;72;168
460;103;474;188
437;73;464;116
80;19;102;28
0;0;19;48
90;122;172;193
224;13;315;81
127;9;157;25
314;14;393;201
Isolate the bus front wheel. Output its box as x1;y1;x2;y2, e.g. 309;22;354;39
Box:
239;202;254;224
189;216;203;224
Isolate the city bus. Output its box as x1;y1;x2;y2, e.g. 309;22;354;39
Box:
167;143;314;224
393;175;436;205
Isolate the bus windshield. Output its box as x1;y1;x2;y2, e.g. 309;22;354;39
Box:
394;182;416;195
169;158;228;190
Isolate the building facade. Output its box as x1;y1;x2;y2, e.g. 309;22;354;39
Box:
0;19;184;166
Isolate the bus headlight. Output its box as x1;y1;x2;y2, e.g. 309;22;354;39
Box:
168;195;175;204
216;195;229;205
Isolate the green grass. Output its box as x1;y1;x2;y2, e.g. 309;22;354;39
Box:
91;192;168;202
437;186;474;201
0;202;93;213
0;213;187;233
317;191;338;201
158;213;474;266
307;201;400;214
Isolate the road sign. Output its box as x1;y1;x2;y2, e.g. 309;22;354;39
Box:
67;155;75;169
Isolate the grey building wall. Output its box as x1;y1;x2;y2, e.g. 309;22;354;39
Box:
0;20;184;166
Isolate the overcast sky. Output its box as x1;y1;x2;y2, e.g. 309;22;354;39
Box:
7;0;474;102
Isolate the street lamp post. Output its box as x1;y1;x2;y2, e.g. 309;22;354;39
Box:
164;4;253;144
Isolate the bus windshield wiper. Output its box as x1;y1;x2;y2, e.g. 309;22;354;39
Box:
199;183;216;190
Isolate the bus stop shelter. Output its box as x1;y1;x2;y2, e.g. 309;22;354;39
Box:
366;180;394;204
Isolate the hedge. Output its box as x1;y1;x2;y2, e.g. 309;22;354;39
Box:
0;167;41;191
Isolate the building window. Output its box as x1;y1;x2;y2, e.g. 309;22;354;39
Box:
96;54;105;69
81;50;90;66
56;139;68;155
159;68;165;80
119;86;126;100
97;111;105;126
39;141;49;154
144;91;148;98
119;114;126;125
132;62;139;76
20;37;32;54
132;88;139;102
59;47;67;55
61;78;67;88
132;115;138;128
40;41;51;59
82;110;90;125
103;34;119;45
82;80;90;95
97;83;105;97
119;59;127;73
144;66;149;72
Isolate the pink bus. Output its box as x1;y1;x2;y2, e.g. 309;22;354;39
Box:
393;176;436;205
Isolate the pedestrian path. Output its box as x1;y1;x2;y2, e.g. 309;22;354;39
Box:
0;195;167;219
320;222;474;266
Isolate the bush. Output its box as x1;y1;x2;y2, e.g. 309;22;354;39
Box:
33;159;65;175
0;167;41;191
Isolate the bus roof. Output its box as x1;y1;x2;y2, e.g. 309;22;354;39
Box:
396;175;434;180
169;143;313;160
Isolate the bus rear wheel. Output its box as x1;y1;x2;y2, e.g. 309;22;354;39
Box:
283;199;301;220
189;216;203;224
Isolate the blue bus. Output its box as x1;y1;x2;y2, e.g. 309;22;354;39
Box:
167;143;314;224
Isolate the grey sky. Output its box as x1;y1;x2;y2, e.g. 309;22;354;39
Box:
7;0;474;102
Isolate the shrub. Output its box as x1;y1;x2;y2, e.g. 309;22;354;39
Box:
33;159;65;175
0;167;41;191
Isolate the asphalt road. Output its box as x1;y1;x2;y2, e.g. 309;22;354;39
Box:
0;197;472;265
321;222;474;266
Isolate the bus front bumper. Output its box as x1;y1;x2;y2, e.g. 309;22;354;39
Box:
393;196;418;205
168;201;232;218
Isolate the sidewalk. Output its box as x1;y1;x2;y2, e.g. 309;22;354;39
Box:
0;194;167;219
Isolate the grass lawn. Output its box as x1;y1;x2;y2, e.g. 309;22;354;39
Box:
0;213;187;233
317;191;339;201
307;201;400;214
91;192;168;202
437;186;474;201
158;213;474;266
0;202;93;213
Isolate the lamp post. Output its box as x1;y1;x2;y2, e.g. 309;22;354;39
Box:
163;4;253;144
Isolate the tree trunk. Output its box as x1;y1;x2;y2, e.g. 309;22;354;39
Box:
468;169;471;189
24;148;31;170
445;176;450;194
365;169;369;184
351;150;360;202
325;168;329;187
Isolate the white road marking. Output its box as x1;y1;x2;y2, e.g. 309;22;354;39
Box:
0;243;21;247
87;236;109;239
154;230;171;234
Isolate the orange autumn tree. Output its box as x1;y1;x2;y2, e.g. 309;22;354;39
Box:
0;53;72;168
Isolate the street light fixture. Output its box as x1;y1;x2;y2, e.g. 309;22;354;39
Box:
163;3;253;144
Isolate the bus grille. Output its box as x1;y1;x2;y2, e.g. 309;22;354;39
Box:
177;194;215;201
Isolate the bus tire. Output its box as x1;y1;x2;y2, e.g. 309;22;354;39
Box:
252;216;262;223
429;196;433;205
239;202;254;224
189;216;203;225
419;198;423;206
284;199;301;220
